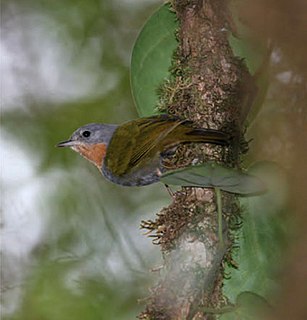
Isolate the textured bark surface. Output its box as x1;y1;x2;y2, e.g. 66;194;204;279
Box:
139;1;253;319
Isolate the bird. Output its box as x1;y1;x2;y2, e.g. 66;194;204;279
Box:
57;114;229;186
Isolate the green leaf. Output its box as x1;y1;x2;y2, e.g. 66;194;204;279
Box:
222;162;290;307
219;292;272;320
160;163;266;195
246;161;289;213
130;4;178;117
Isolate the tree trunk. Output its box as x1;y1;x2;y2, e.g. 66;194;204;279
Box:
140;0;254;319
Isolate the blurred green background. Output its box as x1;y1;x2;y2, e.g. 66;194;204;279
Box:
1;0;171;319
1;0;306;319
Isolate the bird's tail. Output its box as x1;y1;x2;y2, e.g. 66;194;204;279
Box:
184;128;230;146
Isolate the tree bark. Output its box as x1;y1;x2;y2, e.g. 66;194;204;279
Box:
140;1;253;319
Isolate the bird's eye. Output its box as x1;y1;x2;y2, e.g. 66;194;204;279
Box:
82;130;91;138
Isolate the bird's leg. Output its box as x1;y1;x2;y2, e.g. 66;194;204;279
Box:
156;166;175;198
164;184;175;197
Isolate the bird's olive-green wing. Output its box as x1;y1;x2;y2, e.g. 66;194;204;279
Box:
128;116;184;167
105;115;184;176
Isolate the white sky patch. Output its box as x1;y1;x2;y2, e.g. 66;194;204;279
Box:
1;8;119;110
1;133;44;257
1;133;46;315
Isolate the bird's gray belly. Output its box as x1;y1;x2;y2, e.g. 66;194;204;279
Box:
102;162;165;186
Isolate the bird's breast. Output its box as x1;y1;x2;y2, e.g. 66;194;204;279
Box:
72;143;107;170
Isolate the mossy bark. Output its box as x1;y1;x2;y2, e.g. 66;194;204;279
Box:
140;1;254;319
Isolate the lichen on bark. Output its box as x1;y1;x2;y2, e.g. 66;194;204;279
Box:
139;1;254;319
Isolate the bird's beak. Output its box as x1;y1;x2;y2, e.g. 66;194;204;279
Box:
56;140;76;147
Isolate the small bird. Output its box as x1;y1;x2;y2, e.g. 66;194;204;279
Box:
57;114;229;186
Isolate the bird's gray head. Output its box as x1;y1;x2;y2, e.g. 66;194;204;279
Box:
57;123;118;147
57;123;118;170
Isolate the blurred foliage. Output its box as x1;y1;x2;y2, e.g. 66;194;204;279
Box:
220;161;291;319
1;0;306;319
1;0;169;319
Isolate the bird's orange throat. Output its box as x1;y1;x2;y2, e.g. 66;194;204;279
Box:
72;143;107;171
